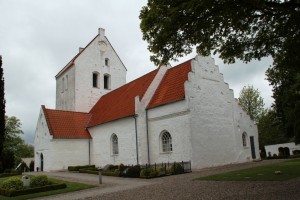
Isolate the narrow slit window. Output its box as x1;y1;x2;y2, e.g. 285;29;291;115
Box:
93;73;98;88
104;74;110;89
111;134;118;155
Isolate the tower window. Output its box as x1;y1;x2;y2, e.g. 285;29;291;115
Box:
104;74;110;89
105;58;109;66
93;72;99;88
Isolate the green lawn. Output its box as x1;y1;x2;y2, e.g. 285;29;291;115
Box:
0;175;95;200
197;158;300;181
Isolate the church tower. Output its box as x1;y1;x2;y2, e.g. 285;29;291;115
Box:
55;28;127;112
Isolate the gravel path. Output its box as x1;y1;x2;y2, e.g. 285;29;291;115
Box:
30;159;300;200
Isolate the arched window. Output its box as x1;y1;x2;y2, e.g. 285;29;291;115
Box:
161;131;172;153
93;72;99;88
111;134;118;155
242;132;247;147
105;58;109;66
104;74;110;89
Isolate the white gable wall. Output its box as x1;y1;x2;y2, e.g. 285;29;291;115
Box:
89;117;138;167
74;29;126;112
34;108;53;172
186;56;260;169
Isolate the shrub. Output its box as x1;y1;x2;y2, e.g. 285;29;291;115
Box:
119;164;125;172
125;165;141;178
140;168;159;178
30;175;50;187
1;177;23;190
170;163;184;175
293;150;300;155
108;165;119;171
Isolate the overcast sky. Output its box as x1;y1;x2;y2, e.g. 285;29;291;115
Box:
0;0;273;144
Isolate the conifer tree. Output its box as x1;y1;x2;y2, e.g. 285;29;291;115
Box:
0;55;5;167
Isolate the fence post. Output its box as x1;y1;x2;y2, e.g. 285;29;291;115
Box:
155;163;156;171
182;161;184;172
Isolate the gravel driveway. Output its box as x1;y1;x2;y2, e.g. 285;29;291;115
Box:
30;159;300;200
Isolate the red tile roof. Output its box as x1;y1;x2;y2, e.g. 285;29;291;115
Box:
147;60;192;109
87;69;158;127
42;106;91;139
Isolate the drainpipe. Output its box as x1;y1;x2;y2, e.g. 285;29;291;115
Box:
134;115;139;165
88;139;91;165
146;110;150;164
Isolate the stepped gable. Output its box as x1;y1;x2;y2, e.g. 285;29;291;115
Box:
147;60;192;109
87;69;158;127
42;106;91;139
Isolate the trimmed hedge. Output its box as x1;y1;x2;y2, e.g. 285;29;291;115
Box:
1;177;23;190
68;165;95;171
101;171;117;176
30;175;50;187
79;169;99;175
0;183;66;197
0;172;22;178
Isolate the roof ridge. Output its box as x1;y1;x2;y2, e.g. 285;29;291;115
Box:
55;34;99;78
45;107;89;115
88;68;159;113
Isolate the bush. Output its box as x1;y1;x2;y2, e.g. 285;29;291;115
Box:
140;168;159;178
170;163;184;175
30;175;50;187
119;164;125;172
293;150;300;155
125;165;141;178
1;177;23;190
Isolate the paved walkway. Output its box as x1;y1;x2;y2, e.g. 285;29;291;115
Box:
27;159;300;200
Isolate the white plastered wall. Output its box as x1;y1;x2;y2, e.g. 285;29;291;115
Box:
74;29;126;112
147;100;192;164
34;108;52;172
186;55;260;169
89;117;138;167
56;66;75;111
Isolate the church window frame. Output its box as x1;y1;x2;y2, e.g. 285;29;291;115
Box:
160;131;173;153
111;133;119;155
93;72;99;88
242;132;248;147
104;74;111;90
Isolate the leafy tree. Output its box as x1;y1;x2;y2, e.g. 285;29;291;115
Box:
140;0;300;65
238;85;264;122
257;108;289;151
0;55;5;164
266;40;300;143
2;116;33;170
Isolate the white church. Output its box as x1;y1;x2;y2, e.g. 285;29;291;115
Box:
34;28;260;171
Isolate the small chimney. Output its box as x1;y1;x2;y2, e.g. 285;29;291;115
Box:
79;47;84;53
98;28;105;41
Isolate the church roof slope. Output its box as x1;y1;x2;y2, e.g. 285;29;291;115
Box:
147;60;192;109
88;69;158;127
43;106;91;139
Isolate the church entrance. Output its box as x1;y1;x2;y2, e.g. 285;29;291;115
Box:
40;153;44;171
250;136;256;159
